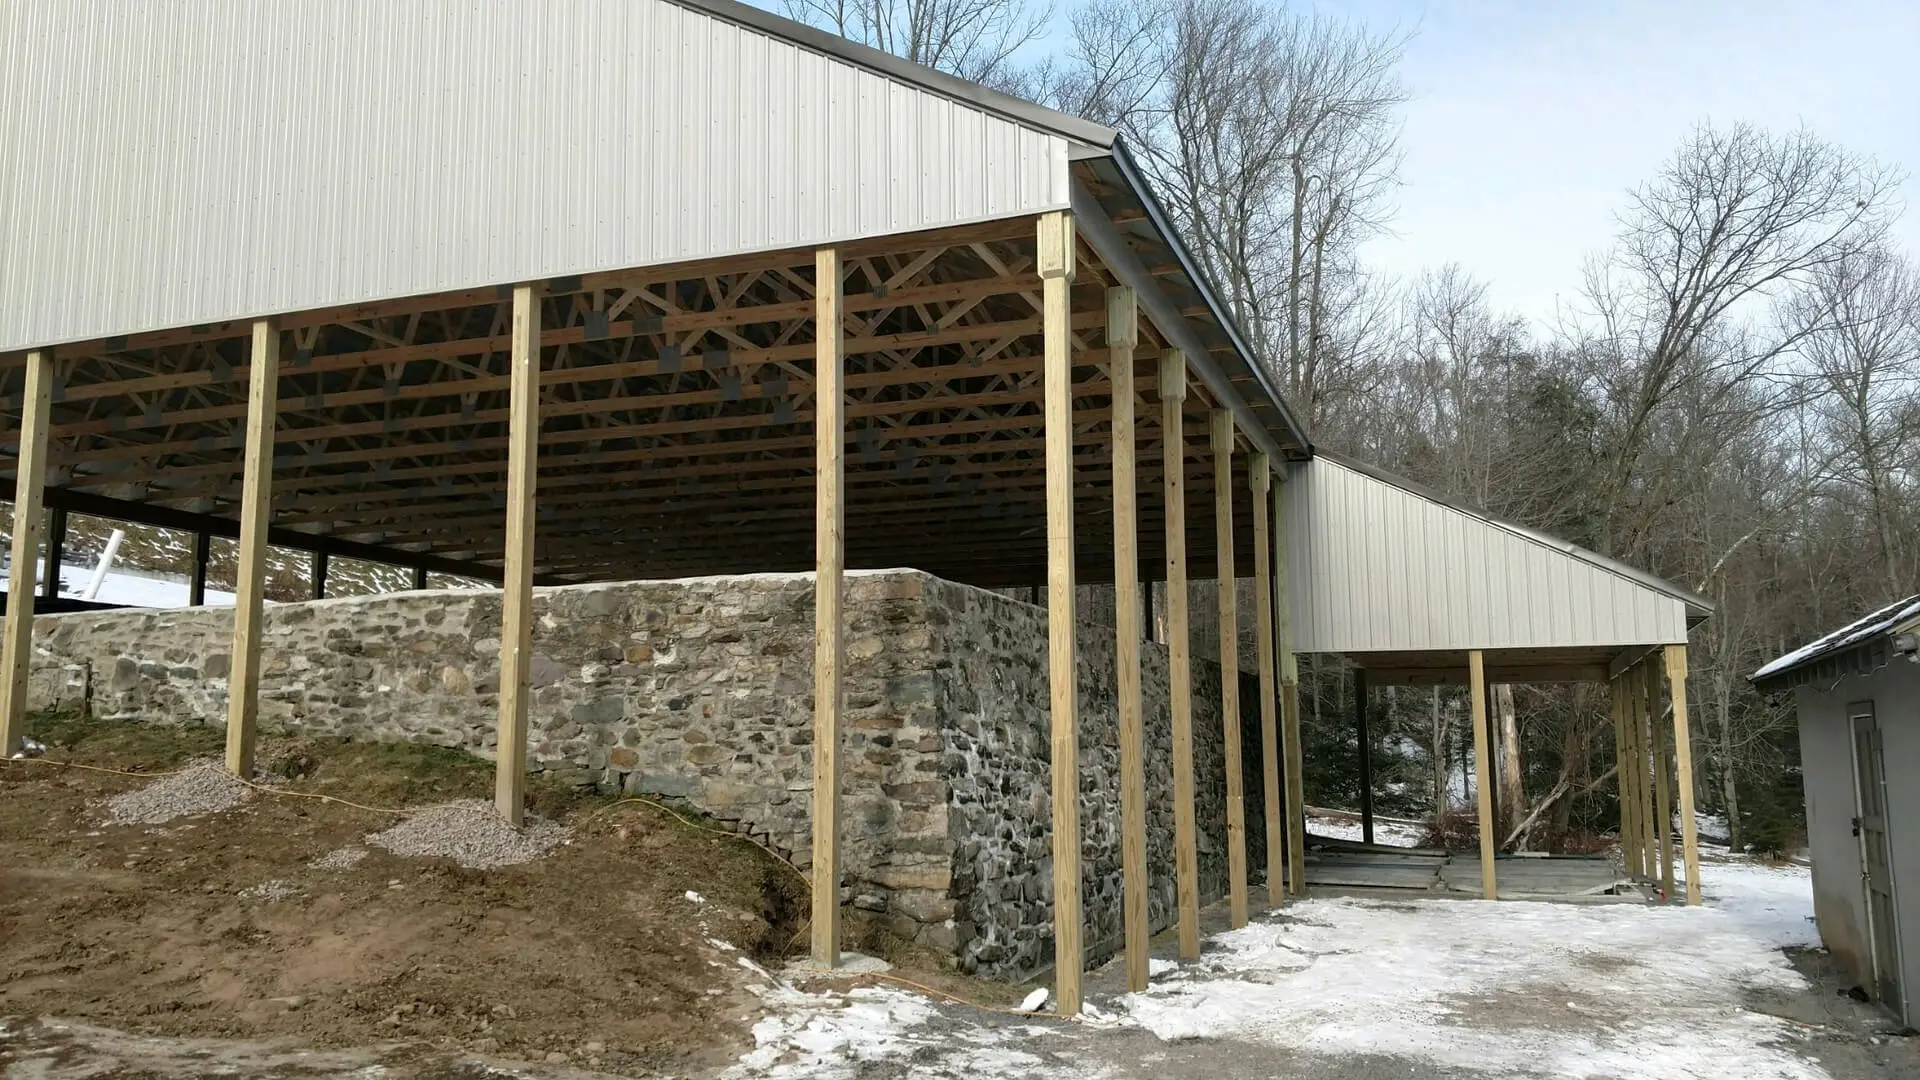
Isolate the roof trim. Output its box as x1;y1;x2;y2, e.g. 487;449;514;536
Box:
1316;450;1715;621
671;0;1118;150
1751;594;1920;689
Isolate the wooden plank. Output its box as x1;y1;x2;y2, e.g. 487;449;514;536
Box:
1649;657;1676;900
1250;457;1282;908
224;322;279;777
811;248;846;968
1666;644;1702;905
1210;409;1247;928
0;350;53;756
1469;649;1497;901
494;285;541;825
1107;286;1150;992
1038;210;1083;1016
1273;475;1306;896
1160;348;1200;957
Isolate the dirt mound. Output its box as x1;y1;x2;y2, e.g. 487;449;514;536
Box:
0;715;807;1075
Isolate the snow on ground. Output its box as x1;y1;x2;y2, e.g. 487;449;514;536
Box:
1306;811;1430;848
730;858;1828;1079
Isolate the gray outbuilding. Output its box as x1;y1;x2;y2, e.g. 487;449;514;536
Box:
1754;595;1920;1027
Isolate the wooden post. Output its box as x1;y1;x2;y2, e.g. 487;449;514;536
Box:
1160;349;1200;957
1649;657;1676;900
412;565;429;591
1250;457;1283;907
41;507;66;601
1108;286;1150;991
224;323;280;776
1666;643;1702;905
1038;210;1083;1015
311;550;329;600
190;532;211;606
1636;661;1658;875
494;285;540;824
1274;479;1306;896
1210;410;1248;928
1355;667;1374;845
811;247;846;968
0;350;54;756
1611;677;1636;875
1469;649;1496;900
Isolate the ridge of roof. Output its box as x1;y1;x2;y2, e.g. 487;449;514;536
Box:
1312;450;1715;620
672;0;1118;149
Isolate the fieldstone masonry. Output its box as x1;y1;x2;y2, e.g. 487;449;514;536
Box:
25;568;1266;978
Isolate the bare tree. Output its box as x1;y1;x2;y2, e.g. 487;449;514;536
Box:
782;0;1053;88
1581;122;1901;559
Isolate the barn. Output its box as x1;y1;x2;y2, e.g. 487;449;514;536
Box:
2;0;1710;1015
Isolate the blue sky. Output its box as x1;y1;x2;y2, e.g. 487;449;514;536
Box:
1340;0;1920;325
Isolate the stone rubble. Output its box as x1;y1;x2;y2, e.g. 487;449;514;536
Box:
309;846;370;871
102;761;253;826
365;800;570;869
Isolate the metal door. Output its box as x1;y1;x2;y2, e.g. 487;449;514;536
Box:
1851;702;1905;1017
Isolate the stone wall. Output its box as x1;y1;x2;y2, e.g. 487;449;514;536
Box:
25;569;1267;978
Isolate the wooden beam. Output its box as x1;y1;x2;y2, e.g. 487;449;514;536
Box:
1038;210;1082;1016
1649;657;1676;900
1666;643;1701;905
1613;675;1638;877
811;248;846;969
1210;409;1247;928
224;322;279;777
1108;286;1150;992
311;550;329;600
1250;456;1282;908
1160;349;1200;957
1356;667;1374;844
1469;649;1496;900
0;350;54;756
41;507;65;601
1636;660;1658;876
494;285;541;825
190;531;211;607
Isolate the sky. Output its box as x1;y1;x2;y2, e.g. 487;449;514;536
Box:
1338;0;1920;326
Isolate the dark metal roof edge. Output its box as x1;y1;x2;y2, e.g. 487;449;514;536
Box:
1748;595;1920;690
1107;138;1314;457
1314;450;1716;619
671;0;1118;150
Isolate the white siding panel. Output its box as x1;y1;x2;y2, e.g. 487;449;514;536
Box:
0;0;1072;350
1285;458;1690;653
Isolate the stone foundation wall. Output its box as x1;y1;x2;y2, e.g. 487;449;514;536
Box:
25;568;1266;978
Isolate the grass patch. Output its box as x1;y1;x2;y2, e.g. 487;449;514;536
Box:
25;710;223;768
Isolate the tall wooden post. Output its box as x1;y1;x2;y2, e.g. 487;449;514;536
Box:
1210;410;1247;927
1636;661;1658;874
1107;287;1150;991
1274;478;1306;895
225;322;279;777
1250;458;1283;907
494;285;540;824
1159;349;1200;958
0;350;54;756
811;247;846;968
311;550;329;600
1649;657;1676;900
413;565;430;591
1612;677;1637;876
1038;211;1083;1015
1666;644;1702;905
42;507;66;601
190;532;211;606
1469;649;1497;900
1355;668;1374;844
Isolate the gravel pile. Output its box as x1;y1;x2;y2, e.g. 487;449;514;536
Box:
240;879;303;903
365;801;570;869
103;762;253;825
310;846;369;871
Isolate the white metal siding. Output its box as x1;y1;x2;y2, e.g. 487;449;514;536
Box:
1281;457;1688;653
0;0;1071;350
